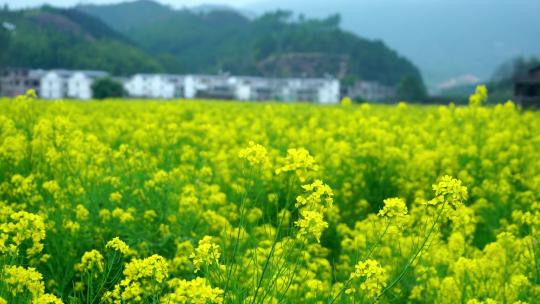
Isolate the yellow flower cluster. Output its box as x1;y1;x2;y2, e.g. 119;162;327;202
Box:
2;265;63;303
105;255;169;303
347;259;388;298
0;87;539;303
162;277;224;304
190;236;221;273
294;180;334;243
378;197;408;218
469;85;488;106
276;148;319;181
3;265;44;297
0;210;45;257
429;175;469;209
295;210;329;243
296;179;334;210
105;237;132;255
238;141;269;166
75;250;105;273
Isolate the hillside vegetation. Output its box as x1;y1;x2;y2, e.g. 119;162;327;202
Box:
0;7;162;75
77;0;423;86
1;1;424;87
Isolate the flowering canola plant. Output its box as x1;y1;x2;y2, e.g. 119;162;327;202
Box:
0;87;539;303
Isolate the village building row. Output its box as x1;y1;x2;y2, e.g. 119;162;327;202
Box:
1;67;399;103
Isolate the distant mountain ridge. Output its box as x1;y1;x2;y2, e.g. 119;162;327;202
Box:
75;0;424;87
247;0;540;88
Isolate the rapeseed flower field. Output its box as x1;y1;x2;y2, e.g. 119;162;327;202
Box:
1;87;539;303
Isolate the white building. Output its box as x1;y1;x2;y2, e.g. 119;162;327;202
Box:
282;78;340;104
40;70;74;99
317;79;341;104
123;74;152;98
0;68;45;97
187;74;237;100
124;74;185;99
114;72;340;103
67;70;108;100
344;81;395;102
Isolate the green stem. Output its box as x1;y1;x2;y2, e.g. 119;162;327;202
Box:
372;202;446;303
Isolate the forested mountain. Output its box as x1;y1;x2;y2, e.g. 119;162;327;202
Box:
249;0;540;87
1;0;425;88
0;6;162;74
77;0;423;87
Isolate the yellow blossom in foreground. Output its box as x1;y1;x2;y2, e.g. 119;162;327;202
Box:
295;210;328;243
106;237;131;255
429;175;468;209
111;207;135;223
75;204;89;220
275;148;319;181
296;179;334;211
109;191;122;203
190;236;221;272
1;211;45;256
75;250;105;273
162;277;224;304
3;265;45;297
32;293;64;304
1;90;539;303
341;96;353;106
469;85;488;106
239;141;269;166
104;255;169;303
378;198;408;218
347;259;387;298
123;255;169;283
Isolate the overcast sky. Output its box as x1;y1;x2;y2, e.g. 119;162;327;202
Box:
0;0;259;9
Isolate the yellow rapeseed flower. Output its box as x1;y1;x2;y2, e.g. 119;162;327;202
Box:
190;236;221;273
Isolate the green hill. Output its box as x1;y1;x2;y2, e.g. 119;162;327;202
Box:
1;0;425;90
0;6;163;75
76;0;423;87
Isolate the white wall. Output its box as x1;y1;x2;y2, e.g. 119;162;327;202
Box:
236;83;251;101
125;75;154;98
124;75;179;99
318;80;340;104
67;72;93;100
40;72;66;99
184;76;196;99
150;76;175;99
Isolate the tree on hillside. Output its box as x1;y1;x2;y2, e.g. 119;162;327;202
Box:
0;27;9;66
91;77;124;99
491;56;540;89
488;56;539;102
396;76;427;102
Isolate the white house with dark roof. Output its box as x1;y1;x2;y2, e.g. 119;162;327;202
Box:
40;70;74;99
67;70;109;100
